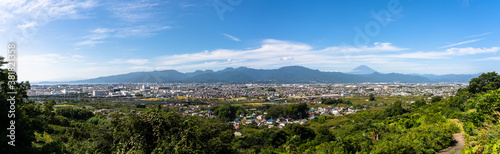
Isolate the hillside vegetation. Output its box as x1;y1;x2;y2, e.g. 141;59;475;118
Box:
1;53;499;153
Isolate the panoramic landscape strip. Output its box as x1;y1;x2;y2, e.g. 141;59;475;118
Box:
1;0;500;153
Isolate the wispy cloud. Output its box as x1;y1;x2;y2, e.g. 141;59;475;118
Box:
150;40;413;71
148;40;500;72
16;21;37;31
21;53;85;65
76;25;171;47
447;47;500;55
440;38;483;48
280;57;294;61
0;0;96;39
322;42;408;53
76;40;103;47
476;57;500;61
466;32;494;38
223;33;241;41
390;47;500;59
114;25;171;38
108;0;163;22
109;59;149;65
92;28;115;33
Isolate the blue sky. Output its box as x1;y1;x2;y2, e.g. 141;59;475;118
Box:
0;0;499;82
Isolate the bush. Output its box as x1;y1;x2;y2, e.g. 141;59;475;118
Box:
56;108;94;120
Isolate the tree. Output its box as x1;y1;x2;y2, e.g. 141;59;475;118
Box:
431;96;442;103
413;99;427;108
283;124;316;142
385;101;406;117
112;111;235;153
315;126;334;142
0;57;42;153
136;104;146;108
286;103;308;119
266;105;286;119
322;98;352;105
214;104;242;121
265;103;308;119
369;94;376;101
42;100;56;114
447;91;468;111
56;108;94;120
468;72;500;94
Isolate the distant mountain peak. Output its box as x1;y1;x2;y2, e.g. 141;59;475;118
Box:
349;65;377;74
236;66;250;70
222;67;235;71
279;66;309;70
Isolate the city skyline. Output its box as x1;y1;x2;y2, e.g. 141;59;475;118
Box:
1;0;499;82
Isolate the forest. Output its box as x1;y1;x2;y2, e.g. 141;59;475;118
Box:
1;57;500;153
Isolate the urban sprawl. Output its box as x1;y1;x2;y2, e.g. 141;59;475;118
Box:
28;82;466;135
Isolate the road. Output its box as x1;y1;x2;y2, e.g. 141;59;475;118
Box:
437;133;465;154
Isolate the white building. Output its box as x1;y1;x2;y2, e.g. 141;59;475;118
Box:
92;90;107;97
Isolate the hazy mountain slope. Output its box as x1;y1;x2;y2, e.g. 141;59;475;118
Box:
73;65;477;83
348;65;377;74
420;74;481;83
78;70;188;83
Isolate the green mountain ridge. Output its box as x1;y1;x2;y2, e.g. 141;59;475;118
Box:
63;65;479;83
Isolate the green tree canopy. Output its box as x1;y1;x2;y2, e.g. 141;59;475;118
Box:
369;94;376;101
431;96;442;103
0;57;42;153
385;100;406;117
468;72;500;94
214;104;243;121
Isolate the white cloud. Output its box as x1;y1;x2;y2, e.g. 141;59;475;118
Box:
153;39;499;71
109;59;149;65
388;47;500;59
108;0;161;22
126;59;149;65
0;0;96;39
0;0;27;8
322;42;408;53
157;39;312;66
280;57;294;61
153;39;414;72
476;57;500;61
76;25;170;47
16;21;36;31
440;38;483;48
17;53;86;81
19;38;500;81
20;53;84;65
223;33;241;41
76;40;103;47
446;47;500;55
109;59;123;64
114;25;170;38
92;28;114;33
466;32;494;38
388;51;448;59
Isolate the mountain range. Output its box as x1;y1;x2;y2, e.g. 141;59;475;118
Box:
60;65;480;84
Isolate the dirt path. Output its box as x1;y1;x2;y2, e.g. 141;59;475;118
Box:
437;133;465;154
